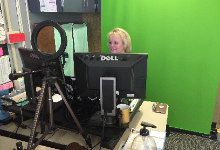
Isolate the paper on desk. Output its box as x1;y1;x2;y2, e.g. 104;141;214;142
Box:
52;94;62;102
0;56;11;84
150;130;166;150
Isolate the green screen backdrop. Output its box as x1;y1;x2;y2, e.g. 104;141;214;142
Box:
101;0;220;134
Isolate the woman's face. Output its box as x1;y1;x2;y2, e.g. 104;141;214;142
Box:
108;34;125;53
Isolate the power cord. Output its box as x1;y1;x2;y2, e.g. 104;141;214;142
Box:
13;107;24;133
90;140;102;150
89;113;106;150
45;128;58;141
11;106;33;139
89;111;107;150
99;112;106;150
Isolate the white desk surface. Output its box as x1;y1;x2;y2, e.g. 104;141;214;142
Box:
109;101;168;150
0;101;168;150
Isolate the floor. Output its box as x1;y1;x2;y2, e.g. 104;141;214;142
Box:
0;118;103;150
0;136;57;150
164;131;220;150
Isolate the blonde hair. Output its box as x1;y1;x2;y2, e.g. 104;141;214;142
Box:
107;28;132;53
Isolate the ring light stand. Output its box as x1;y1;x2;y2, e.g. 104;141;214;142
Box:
23;20;92;150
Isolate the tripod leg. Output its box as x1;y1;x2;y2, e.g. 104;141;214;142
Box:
27;81;47;150
40;92;47;134
54;81;92;148
47;85;54;127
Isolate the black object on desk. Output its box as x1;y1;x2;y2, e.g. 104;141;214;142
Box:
3;99;63;117
116;108;122;127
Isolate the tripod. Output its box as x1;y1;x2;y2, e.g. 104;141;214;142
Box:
26;62;92;150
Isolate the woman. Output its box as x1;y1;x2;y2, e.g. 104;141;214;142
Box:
107;28;132;53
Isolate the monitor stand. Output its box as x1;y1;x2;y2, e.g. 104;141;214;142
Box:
100;77;117;125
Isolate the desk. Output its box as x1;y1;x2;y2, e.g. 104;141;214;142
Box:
113;101;168;150
0;101;168;150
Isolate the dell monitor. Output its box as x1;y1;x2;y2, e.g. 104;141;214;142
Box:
74;53;148;124
18;47;67;107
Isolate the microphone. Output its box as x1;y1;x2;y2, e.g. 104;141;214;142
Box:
9;72;30;80
9;70;41;80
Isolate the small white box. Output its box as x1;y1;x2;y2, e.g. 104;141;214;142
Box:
13;78;25;90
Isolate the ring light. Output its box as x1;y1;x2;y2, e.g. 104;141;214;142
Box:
31;20;67;61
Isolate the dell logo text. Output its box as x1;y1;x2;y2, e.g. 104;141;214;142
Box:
101;56;118;61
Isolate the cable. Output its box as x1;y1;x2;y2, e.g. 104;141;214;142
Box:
58;78;74;96
9;127;19;138
45;128;58;141
89;112;107;150
99;112;106;150
88;96;99;101
15;125;20;134
11;107;25;136
13;102;35;134
90;140;102;150
20;107;23;125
